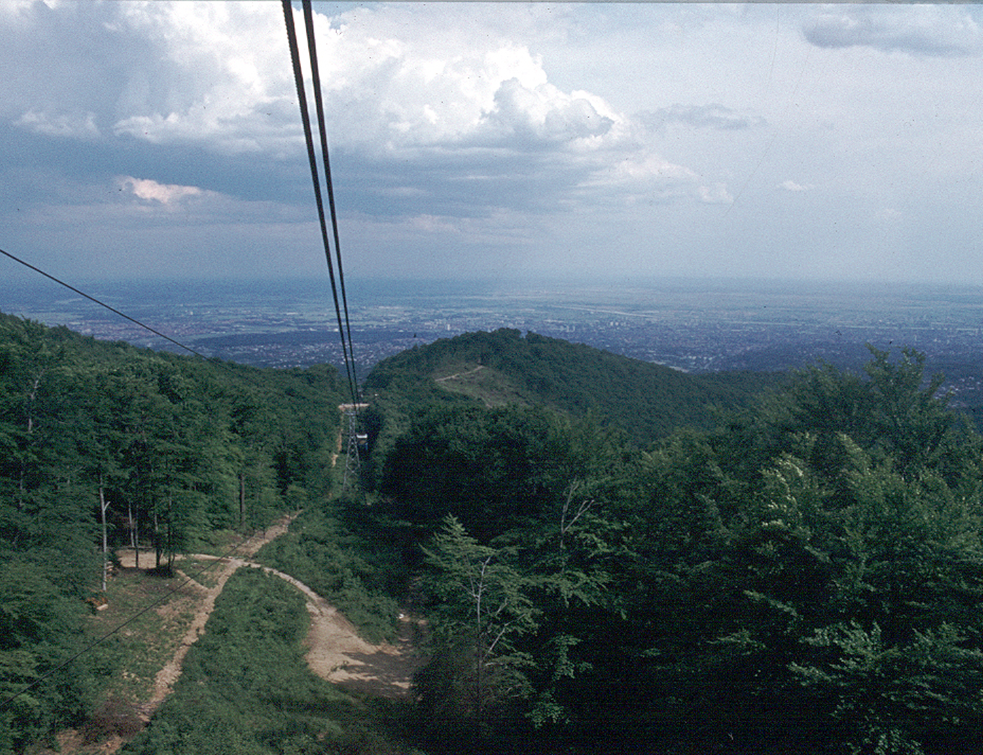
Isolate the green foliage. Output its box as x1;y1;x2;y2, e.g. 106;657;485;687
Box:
0;311;343;750
379;404;569;544
416;516;539;749
256;501;403;644
8;306;983;755
369;344;983;754
361;328;782;482
122;568;414;755
622;348;983;755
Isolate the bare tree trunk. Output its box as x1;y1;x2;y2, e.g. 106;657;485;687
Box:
239;472;246;529
99;480;110;592
129;501;139;569
154;509;161;569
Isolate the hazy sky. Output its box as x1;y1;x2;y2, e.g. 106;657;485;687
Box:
3;2;983;285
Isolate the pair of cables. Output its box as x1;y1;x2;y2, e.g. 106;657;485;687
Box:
282;0;360;408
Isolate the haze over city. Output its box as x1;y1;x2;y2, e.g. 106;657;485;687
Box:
3;2;983;287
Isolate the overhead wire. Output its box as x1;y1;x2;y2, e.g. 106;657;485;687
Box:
300;0;359;399
1;0;366;719
281;0;360;407
1;247;212;360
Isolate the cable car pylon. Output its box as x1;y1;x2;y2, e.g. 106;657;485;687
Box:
340;403;369;491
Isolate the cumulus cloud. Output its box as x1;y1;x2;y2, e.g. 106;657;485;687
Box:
581;151;726;206
479;78;616;147
107;3;298;155
5;1;732;252
16;109;100;139
803;6;983;57
118;176;204;205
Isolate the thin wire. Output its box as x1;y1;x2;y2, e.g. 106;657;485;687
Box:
725;37;812;217
1;247;211;360
281;0;359;408
301;0;360;402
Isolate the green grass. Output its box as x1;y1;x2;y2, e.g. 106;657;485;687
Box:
176;555;225;588
434;364;532;408
86;569;199;705
255;501;403;645
120;568;419;755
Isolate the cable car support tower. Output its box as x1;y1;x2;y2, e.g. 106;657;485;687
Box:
341;403;369;491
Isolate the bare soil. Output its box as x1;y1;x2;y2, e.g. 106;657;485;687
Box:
49;513;419;754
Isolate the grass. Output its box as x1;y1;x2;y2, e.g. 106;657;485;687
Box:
255;501;403;644
434;364;532;408
86;567;201;705
175;555;225;589
119;568;419;755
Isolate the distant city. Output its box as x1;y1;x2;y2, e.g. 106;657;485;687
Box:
5;275;983;407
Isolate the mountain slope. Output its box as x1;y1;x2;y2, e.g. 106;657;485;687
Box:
363;328;783;445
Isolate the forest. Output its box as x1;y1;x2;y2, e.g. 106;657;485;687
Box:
3;316;983;755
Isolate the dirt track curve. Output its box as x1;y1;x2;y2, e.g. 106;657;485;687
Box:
115;514;417;714
53;515;420;754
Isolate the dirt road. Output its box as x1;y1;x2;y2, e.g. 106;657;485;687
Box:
114;517;416;710
54;516;420;754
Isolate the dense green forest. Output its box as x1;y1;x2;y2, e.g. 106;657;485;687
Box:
360;327;783;485
359;341;983;755
0;313;343;753
4;314;983;755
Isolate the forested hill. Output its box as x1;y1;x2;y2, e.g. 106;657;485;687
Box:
363;327;783;444
0;312;343;752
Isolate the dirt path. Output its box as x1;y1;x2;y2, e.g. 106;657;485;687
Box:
114;515;416;710
52;514;419;755
172;555;418;698
435;364;485;382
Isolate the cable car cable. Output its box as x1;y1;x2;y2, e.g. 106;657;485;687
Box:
1;247;212;360
300;0;360;402
281;0;359;408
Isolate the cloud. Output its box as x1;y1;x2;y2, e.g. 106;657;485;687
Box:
478;78;616;148
779;180;814;192
4;1;727;222
637;104;763;132
699;183;732;205
582;151;726;207
118;176;203;205
106;3;297;155
16;109;100;139
803;7;983;57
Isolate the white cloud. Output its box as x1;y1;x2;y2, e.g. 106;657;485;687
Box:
476;78;617;148
118;176;203;205
108;2;297;154
699;183;732;205
779;180;814;192
16;109;99;139
4;1;726;219
639;104;764;132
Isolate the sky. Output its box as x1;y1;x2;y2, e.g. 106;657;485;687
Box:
2;1;983;286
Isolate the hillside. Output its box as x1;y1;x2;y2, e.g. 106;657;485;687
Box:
0;311;349;753
7;314;983;755
363;327;784;445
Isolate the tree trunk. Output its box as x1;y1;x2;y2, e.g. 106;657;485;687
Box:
99;480;110;592
129;501;139;569
154;509;162;569
239;472;246;530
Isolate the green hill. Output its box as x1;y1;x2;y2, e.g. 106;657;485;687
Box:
363;327;783;446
